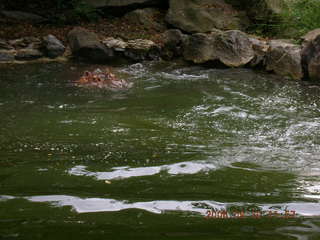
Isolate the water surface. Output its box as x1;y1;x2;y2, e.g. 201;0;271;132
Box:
1;61;320;240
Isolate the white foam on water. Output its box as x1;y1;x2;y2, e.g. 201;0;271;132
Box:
1;194;320;217
68;161;217;180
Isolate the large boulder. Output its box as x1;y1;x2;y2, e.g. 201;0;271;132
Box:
266;40;303;80
82;0;160;7
103;37;128;52
212;30;254;67
183;33;216;63
166;0;249;33
249;37;269;67
68;27;113;62
124;8;165;31
43;35;65;58
301;33;320;81
183;30;254;67
161;29;187;59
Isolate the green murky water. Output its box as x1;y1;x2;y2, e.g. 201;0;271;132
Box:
1;61;320;240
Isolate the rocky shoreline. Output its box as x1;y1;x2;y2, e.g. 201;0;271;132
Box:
1;0;320;82
2;27;320;82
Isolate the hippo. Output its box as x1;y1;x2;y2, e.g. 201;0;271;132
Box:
75;68;132;90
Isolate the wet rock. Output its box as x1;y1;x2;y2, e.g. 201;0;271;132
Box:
68;27;113;62
166;0;249;33
266;40;303;80
0;50;15;61
161;29;187;59
249;37;269;67
43;35;65;58
0;39;14;50
125;39;159;61
301;34;320;81
183;30;254;67
15;49;43;60
124;8;165;31
0;10;47;23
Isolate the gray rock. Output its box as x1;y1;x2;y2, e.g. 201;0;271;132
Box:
166;0;249;33
163;29;185;49
0;10;47;23
0;50;15;61
161;29;187;59
183;30;254;67
213;30;254;67
183;33;216;63
266;40;303;80
15;49;43;60
301;34;320;81
68;27;113;62
102;37;159;61
124;8;165;31
249;37;269;67
103;37;128;51
43;35;65;58
125;39;159;61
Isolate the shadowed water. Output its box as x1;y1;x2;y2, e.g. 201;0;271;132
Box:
0;61;320;240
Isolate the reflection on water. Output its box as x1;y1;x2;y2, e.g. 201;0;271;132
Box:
277;220;320;240
0;61;320;239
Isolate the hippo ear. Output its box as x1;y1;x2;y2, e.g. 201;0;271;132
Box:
84;71;90;76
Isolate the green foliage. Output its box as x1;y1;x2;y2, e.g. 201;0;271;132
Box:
71;0;101;22
277;0;320;38
52;0;101;24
